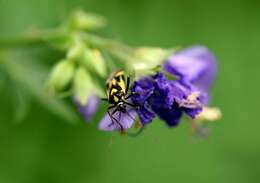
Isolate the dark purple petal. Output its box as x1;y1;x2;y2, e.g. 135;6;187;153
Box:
151;102;183;127
163;46;217;92
183;108;202;119
75;94;100;122
131;76;156;124
131;71;207;127
131;77;154;104
153;73;175;108
136;104;156;124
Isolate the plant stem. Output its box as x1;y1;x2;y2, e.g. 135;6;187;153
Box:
0;34;44;49
82;33;133;60
0;30;134;93
0;30;134;61
0;29;70;49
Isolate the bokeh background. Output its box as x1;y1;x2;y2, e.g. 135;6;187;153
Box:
0;0;259;183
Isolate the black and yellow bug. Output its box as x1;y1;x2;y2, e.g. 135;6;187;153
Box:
102;70;136;132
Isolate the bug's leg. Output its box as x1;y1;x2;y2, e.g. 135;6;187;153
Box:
125;94;135;100
108;107;124;133
125;109;136;121
125;94;132;100
107;105;117;130
118;110;122;122
125;101;138;108
117;111;125;135
111;108;124;132
108;109;121;131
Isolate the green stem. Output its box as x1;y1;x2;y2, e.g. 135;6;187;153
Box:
0;29;71;49
0;30;134;61
0;34;44;49
81;33;133;60
0;29;134;75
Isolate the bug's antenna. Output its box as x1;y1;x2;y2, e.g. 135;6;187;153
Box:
107;109;124;133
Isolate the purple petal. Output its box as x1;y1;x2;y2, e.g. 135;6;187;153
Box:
75;95;100;122
151;102;183;127
131;76;156;124
136;104;156;125
153;72;175;108
131;76;154;104
163;46;217;92
183;108;203;119
99;109;137;131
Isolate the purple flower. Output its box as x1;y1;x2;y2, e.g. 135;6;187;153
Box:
75;45;219;132
98;101;137;131
132;73;203;127
163;46;217;92
131;46;218;127
75;94;100;121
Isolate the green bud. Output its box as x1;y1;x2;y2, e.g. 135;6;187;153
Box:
70;10;106;31
47;59;75;94
66;40;86;61
73;67;94;105
127;47;174;77
82;49;107;77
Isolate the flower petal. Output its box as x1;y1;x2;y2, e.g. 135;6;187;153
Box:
163;46;217;92
99;109;137;131
75;94;100;121
151;102;183;127
136;104;156;125
183;108;203;119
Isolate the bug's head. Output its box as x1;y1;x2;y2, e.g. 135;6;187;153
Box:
118;102;127;112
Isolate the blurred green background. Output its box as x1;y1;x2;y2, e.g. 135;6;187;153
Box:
0;0;259;183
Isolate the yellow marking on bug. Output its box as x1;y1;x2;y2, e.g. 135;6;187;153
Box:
105;69;128;103
113;96;119;102
110;88;117;95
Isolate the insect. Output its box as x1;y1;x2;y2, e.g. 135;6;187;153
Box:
102;70;136;132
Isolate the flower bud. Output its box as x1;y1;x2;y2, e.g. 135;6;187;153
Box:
127;47;173;77
47;59;75;94
70;10;106;31
73;67;94;105
82;49;107;77
66;40;86;61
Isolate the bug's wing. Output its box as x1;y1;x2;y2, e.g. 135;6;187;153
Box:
105;70;127;101
113;70;127;93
